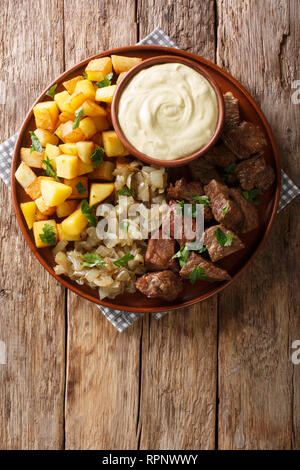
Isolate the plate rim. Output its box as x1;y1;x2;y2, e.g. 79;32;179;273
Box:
11;44;281;313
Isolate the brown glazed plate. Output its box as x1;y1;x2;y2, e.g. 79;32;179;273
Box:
11;45;281;313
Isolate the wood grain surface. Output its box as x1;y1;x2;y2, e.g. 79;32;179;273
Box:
0;0;299;450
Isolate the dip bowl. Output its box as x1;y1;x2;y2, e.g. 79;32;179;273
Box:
111;55;225;167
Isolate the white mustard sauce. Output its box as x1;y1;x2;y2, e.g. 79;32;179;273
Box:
117;63;218;161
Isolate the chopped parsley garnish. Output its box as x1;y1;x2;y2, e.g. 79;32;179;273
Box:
81;252;106;268
81;199;97;227
113;253;134;267
118;185;135;198
42;155;60;182
39;224;57;246
29;131;43;153
222;200;230;217
172;246;190;268
189;265;209;284
82;72;88;79
120;221;129;232
222;163;236;183
214;228;234;247
76;182;86;195
95;72;113;88
242;188;261;205
191;195;210;206
90;147;104;169
198;245;207;254
73;106;83;129
46;84;57;98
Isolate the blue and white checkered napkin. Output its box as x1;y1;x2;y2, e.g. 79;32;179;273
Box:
1;28;299;332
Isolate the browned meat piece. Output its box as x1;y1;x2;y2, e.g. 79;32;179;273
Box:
204;179;244;232
222;92;240;131
204;225;245;262
222;121;267;159
189;158;221;185
229;188;259;233
146;231;178;272
235;155;275;191
204;143;237;168
162;200;198;247
179;251;231;281
167;178;213;221
135;270;183;301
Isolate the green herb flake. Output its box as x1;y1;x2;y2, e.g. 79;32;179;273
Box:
81;199;97;227
198;245;207;254
189;265;209;284
113;253;134;267
46;84;57;99
90;147;104;169
39;224;57;246
222;163;236;182
42;155;60;182
81;252;106;268
242;188;261;205
222;200;230;217
95;72;113;88
118;185;135;198
76;182;86;195
191;195;210;207
29;131;43;153
214;228;234;247
120;221;129;232
172;246;190;268
82;72;88;79
73;106;83;129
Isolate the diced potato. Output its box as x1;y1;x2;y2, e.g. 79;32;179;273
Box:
33;101;59;132
118;147;130;157
20;147;43;169
77;159;94;175
56;155;78;179
116;71;127;84
15;162;37;189
88;161;115;181
82;99;107;117
74;79;95;100
35;209;48;221
54;124;65;142
20;201;36;229
79;117;97;139
61;120;85;143
33;219;57;248
62;92;86;114
44;143;60;171
95;85;117;104
116;156;132;168
41;180;73;207
59;111;76;123
102;130;125;157
92;115;110;132
34;128;58;147
25;176;55;200
76;141;94;164
35;196;56;216
57;223;81;241
61;206;88;236
91;133;103;146
56;200;78;218
54;91;71;112
63;75;84;95
85;57;112;82
63;176;88;199
89;183;114;206
59;143;78;155
112;55;142;74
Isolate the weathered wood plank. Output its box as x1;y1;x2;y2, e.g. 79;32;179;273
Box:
137;0;218;450
216;0;300;449
63;0;140;450
0;0;65;450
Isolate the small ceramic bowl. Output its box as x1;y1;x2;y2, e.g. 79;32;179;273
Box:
111;55;224;167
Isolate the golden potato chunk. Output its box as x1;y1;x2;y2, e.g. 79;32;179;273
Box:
102;130;126;157
35;196;56;216
33;101;59;132
112;55;142;74
56;155;79;179
82;99;107;117
56;200;78;218
85;57;112;82
15;162;37;189
33;219;57;248
57;223;81;241
95;85;117;104
63;75;84;95
54;91;71;112
25;176;55;200
63;176;88;199
61;120;85;143
61;206;88;236
20;201;36;229
59;143;78;156
92;115;110;132
88;161;115;181
76;141;95;164
74;79;95;100
41;180;73;207
20;147;43;169
79;117;97;139
89;183;114;206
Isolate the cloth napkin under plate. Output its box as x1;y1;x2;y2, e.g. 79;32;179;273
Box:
1;27;299;332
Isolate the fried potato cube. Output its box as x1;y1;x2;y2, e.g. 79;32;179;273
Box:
82;99;107;117
116;71;128;84
20;201;36;229
74;79;95;100
41;179;73;207
61;206;88;236
54;91;71;112
56;155;78;179
76;141;95;164
61;120;85;143
56;200;78;218
15;162;37;189
54;124;65;142
91;133;103;146
89;183;114;206
57;223;81;241
63;75;84;95
95;85;117;104
33;219;57;248
63;176;88;199
35;209;48;221
102;130;125;157
34;128;58;147
35;196;56;216
88;161;115;181
77;159;94;175
112;55;142;74
44;143;60;171
25;176;55;200
33;101;59;132
62;92;86;113
59;111;76;123
79;117;97;139
92;115;110;132
20;147;43;169
59;143;78;155
85;57;112;82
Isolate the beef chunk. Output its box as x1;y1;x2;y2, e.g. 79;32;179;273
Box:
162;200;199;247
204;179;244;232
167;178;213;221
204;225;245;262
229;188;259;233
222;121;267;159
222;92;240;131
204;143;237;168
135;270;183;301
235;155;275;191
179;251;231;281
189;158;221;185
146;231;178;272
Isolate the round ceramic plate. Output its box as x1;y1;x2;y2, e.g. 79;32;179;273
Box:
11;45;281;312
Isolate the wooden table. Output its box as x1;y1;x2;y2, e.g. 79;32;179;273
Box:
0;0;299;450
